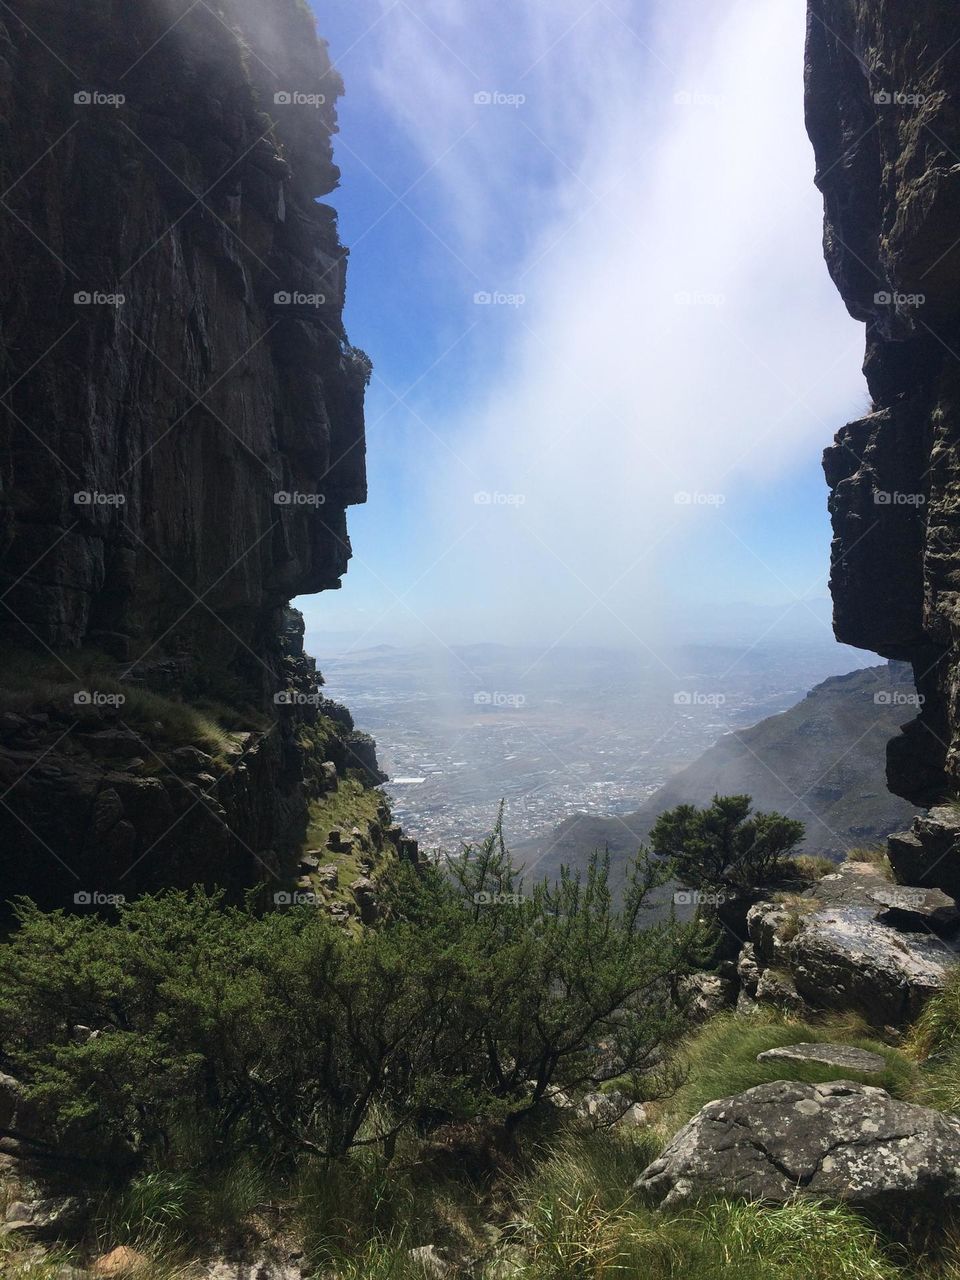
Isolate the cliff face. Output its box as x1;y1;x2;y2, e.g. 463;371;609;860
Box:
806;1;960;818
0;0;376;905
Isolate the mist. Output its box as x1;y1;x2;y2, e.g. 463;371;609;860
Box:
298;0;867;654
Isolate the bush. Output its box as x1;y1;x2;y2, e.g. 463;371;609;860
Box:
0;820;706;1177
650;795;805;895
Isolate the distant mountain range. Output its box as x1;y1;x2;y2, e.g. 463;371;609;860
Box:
515;663;920;885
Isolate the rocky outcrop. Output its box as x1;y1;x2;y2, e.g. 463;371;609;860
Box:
738;861;958;1026
806;2;960;814
636;1080;960;1212
0;3;378;902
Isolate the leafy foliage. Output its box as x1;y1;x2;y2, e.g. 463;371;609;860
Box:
0;816;705;1174
650;794;805;895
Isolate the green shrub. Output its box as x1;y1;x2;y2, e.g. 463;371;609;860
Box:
650;795;805;895
0;821;706;1178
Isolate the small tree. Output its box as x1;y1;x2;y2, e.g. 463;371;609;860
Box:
440;810;709;1125
650;794;805;895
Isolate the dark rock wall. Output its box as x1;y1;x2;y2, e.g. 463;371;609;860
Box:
0;0;376;905
0;0;367;673
806;0;960;808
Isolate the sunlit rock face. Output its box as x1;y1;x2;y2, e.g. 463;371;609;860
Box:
0;0;368;685
0;1;374;903
806;0;960;809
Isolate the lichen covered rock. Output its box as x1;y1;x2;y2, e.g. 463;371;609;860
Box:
636;1080;960;1211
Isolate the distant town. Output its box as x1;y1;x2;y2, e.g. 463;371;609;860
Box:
313;640;866;857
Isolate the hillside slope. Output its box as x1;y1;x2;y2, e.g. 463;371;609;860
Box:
518;663;920;883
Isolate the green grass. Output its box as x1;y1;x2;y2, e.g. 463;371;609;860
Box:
0;643;264;760
504;1128;913;1279
300;779;393;908
4;1095;959;1279
906;969;960;1112
652;1012;915;1135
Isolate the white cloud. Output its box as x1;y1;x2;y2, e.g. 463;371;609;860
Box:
307;0;866;647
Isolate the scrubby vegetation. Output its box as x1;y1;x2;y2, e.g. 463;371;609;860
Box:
4;800;960;1278
0;824;704;1166
908;969;960;1112
650;793;805;895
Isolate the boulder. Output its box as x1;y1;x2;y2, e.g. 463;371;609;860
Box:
407;1244;459;1277
92;1246;150;1276
756;1043;886;1074
742;862;958;1027
754;967;804;1012
888;810;960;899
573;1090;638;1129
202;1253;304;1280
314;864;339;890
682;972;735;1023
351;876;379;925
636;1081;960;1212
0;1071;21;1130
3;1195;91;1239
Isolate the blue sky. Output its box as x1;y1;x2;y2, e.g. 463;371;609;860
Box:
298;0;869;652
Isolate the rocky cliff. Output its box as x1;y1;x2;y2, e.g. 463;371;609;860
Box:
0;0;378;905
807;0;960;886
